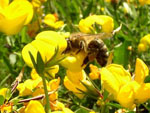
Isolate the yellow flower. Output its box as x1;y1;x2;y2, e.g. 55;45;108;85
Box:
0;103;13;113
138;34;150;52
24;100;45;113
89;64;100;80
0;88;9;98
0;0;33;35
100;58;150;109
60;51;87;72
44;14;64;29
105;0;111;2
79;15;114;34
31;0;47;8
17;78;42;96
22;31;67;68
139;0;150;5
64;70;92;98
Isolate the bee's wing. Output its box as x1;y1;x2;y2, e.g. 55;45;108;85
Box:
94;32;113;40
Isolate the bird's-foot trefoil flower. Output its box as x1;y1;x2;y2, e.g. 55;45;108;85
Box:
0;0;33;35
100;58;150;109
79;15;114;34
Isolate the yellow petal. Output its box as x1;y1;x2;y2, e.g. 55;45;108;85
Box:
25;100;45;113
139;0;150;5
0;0;9;10
0;88;9;98
117;81;139;109
64;76;85;98
138;43;147;52
5;0;33;25
0;0;33;35
140;34;150;45
100;64;131;97
96;15;114;33
89;64;100;80
35;31;67;54
106;64;131;87
100;67;120;97
0;13;27;35
17;80;33;96
78;15;114;33
134;58;149;84
135;83;150;103
31;39;55;62
66;70;86;84
31;69;41;80
22;43;38;68
49;77;60;91
60;52;87;72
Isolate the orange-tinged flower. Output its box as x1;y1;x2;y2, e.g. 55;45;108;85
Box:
0;103;13;113
89;64;100;80
139;0;150;5
0;0;33;35
44;14;64;29
100;58;150;109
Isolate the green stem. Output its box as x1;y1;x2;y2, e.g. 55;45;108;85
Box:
41;73;51;113
101;103;106;113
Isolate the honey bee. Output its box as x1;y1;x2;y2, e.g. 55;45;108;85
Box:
63;32;113;67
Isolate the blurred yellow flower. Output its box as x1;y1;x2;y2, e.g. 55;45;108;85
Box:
0;0;33;35
100;58;150;109
20;100;45;113
17;78;42;96
0;103;13;113
44;14;64;29
0;88;9;98
138;34;150;52
139;0;150;5
22;31;67;68
105;0;111;2
31;0;47;8
79;15;114;34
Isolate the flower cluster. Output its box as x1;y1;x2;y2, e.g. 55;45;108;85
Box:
100;58;150;109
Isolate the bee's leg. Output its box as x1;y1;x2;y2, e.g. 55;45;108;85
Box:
62;39;72;54
81;56;89;66
76;41;85;54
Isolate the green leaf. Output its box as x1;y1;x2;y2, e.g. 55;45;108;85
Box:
29;51;37;70
36;51;45;74
113;41;131;68
103;90;109;101
5;89;11;101
0;95;5;105
144;75;150;83
106;102;123;109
